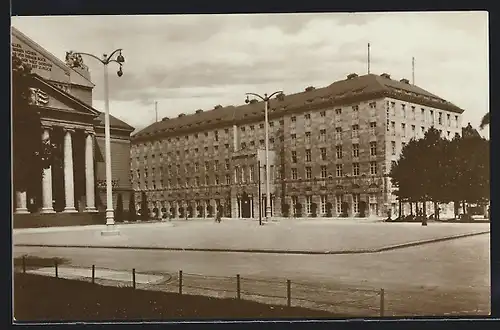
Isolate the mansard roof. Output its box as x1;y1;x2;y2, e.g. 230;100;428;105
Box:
133;73;465;142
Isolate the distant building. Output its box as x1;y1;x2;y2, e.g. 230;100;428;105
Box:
131;72;464;219
12;27;134;224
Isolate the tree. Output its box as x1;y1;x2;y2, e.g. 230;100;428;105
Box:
129;193;136;221
310;203;317;217
480;112;489;130
12;54;57;194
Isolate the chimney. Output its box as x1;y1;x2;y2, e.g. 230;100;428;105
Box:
400;78;410;84
380;73;391;79
347;73;358;80
195;109;204;114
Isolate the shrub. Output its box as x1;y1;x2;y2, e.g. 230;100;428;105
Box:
359;201;367;218
128;194;136;221
310;203;318;217
326;202;333;217
115;193;123;222
341;202;349;217
295;203;302;217
282;204;290;217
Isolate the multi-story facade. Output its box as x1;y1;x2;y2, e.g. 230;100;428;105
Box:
131;73;464;219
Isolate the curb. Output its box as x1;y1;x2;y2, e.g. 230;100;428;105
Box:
14;230;489;256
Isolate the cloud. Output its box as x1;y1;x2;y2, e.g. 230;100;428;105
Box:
11;12;489;137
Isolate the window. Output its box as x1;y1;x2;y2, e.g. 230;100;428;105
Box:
370;161;377;175
306;167;312;179
447;131;451;138
249;165;254;182
291;133;297;145
225;174;231;185
204;147;209;152
336;164;343;177
335;127;342;139
250;125;255;130
241;166;246;183
225;143;229;149
411;125;416;138
421;108;425;122
269;121;274;127
259;139;265;147
241;126;246;132
353;194;360;214
250;140;255;146
391;160;397;171
402;142;407;149
455;115;459;128
205;175;210;185
370;122;376;134
305;149;312;162
204;132;209;137
234;167;239;183
321;165;327;178
401;104;406;118
320;195;327;215
320;147;327;160
352;144;359;158
305;132;311;144
430;110;435;125
225;159;230;170
320;129;326;142
241;142;247;149
195;177;200;186
411;106;416;119
270;165;275;181
292;196;298;214
421;126;425;135
391;141;396;155
306;196;312;215
225;128;229;134
391;121;396;135
336;195;343;214
279;119;284;125
370;142;377;156
259;123;264;129
369;102;377;109
185;135;189;141
291;168;298;180
291;116;296;122
352;163;360;176
336;145;343;159
194;163;199;172
320;110;326;117
352;105;359;112
269;137;274;145
447;114;451;126
438;112;443;125
291;151;297;163
204;161;210;172
214;160;219;171
352;125;359;138
214;131;219;142
401;123;406;137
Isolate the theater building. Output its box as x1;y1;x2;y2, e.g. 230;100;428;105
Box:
12;27;134;226
131;73;464;219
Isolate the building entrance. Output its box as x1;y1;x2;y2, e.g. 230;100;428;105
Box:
241;192;251;218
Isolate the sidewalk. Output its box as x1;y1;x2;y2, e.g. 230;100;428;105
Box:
13;220;490;255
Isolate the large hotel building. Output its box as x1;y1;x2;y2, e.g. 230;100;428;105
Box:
131;73;464;219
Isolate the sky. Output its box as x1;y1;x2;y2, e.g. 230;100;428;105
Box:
11;12;489;137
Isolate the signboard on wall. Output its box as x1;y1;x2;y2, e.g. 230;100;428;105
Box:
11;33;71;84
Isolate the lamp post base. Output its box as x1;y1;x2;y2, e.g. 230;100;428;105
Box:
101;224;120;236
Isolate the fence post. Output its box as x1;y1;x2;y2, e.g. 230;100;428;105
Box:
132;268;136;289
179;270;183;295
92;265;95;284
380;288;385;317
54;259;58;278
237;274;241;299
287;280;291;307
22;255;26;274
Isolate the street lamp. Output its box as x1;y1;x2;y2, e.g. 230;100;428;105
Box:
66;49;125;235
245;91;283;221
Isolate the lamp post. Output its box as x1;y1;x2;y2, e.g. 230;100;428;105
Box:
245;91;283;221
66;49;125;235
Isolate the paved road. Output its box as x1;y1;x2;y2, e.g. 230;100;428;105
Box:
14;234;490;317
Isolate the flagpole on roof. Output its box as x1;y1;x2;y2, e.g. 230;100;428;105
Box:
367;42;371;74
412;57;415;85
155;101;158;122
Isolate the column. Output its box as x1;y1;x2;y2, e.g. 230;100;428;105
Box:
250;196;254;218
238;197;242;218
63;128;77;213
39;127;56;213
15;191;29;214
84;131;97;212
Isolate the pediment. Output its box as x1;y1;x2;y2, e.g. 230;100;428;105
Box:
30;76;99;117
